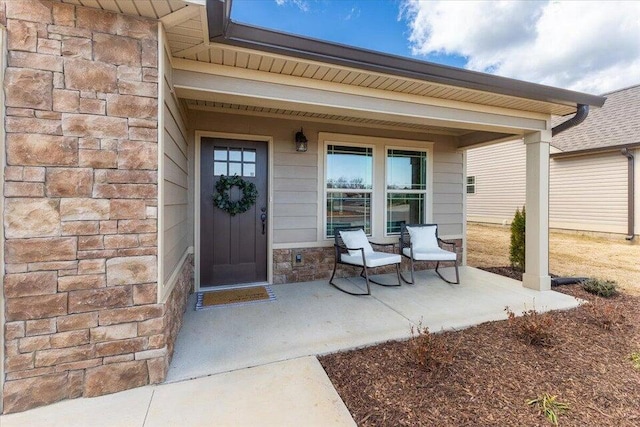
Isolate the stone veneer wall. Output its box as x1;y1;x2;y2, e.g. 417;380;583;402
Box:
0;0;191;414
273;240;463;284
159;254;193;378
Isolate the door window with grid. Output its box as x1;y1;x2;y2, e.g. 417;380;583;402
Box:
213;147;256;177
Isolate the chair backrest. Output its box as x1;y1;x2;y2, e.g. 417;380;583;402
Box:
333;226;363;247
400;224;440;251
334;227;374;256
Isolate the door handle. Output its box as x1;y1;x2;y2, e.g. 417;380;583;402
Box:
260;207;267;235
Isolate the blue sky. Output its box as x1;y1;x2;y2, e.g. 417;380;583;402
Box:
230;0;640;94
231;0;467;68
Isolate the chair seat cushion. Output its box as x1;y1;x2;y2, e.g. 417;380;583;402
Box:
402;247;457;261
341;251;401;268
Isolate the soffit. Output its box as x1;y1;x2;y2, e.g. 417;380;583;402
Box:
60;0;191;18
171;42;576;117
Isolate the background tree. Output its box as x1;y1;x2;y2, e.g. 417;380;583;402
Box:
510;206;526;271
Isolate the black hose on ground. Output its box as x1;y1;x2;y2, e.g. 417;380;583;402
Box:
551;277;588;287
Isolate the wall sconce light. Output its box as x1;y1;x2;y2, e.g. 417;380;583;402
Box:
295;128;308;152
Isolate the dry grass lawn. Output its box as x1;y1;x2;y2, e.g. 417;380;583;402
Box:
466;222;640;295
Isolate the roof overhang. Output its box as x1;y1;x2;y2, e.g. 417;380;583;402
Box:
172;60;548;137
59;0;605;148
206;0;606;112
550;143;640;159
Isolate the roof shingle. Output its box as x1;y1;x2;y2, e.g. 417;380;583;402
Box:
552;84;640;152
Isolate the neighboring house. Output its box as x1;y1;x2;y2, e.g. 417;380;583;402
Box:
0;0;605;414
468;84;640;238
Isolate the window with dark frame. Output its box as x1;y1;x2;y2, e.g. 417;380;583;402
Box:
466;176;476;194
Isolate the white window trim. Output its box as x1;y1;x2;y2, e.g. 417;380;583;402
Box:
384;146;433;237
317;133;434;245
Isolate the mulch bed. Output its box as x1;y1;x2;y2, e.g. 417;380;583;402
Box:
320;279;640;426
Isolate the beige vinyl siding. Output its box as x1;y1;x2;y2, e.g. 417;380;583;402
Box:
190;110;464;245
162;46;190;285
271;127;318;245
466;139;526;223
549;152;627;234
467;140;631;235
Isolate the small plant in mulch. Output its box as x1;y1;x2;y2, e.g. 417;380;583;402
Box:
527;393;570;426
630;352;640;369
583;298;627;331
582;278;618;297
505;306;555;346
408;324;459;372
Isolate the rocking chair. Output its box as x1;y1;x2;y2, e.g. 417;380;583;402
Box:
329;227;402;296
399;224;460;285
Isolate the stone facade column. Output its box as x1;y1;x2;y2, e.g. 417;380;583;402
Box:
0;0;171;413
522;131;551;291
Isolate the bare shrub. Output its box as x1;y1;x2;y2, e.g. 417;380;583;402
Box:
408;324;459;371
584;299;626;330
505;306;555;346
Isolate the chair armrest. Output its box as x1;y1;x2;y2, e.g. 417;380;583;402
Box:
369;241;396;248
339;245;368;257
337;246;368;264
438;238;456;249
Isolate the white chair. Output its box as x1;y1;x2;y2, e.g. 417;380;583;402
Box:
329;227;402;295
399;224;460;284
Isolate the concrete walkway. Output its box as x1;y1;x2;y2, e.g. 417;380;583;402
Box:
0;268;581;426
1;357;356;427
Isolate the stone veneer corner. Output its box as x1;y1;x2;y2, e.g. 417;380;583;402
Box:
0;0;191;413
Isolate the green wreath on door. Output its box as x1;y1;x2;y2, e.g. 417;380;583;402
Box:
212;174;258;216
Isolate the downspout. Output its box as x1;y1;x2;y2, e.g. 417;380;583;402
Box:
549;103;592;285
552;104;589;137
622;148;635;240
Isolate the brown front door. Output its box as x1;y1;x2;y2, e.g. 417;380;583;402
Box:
200;138;268;287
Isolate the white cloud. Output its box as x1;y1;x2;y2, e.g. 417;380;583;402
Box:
345;6;361;21
402;0;640;94
275;0;310;12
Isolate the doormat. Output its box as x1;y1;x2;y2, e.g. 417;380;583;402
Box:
195;285;276;310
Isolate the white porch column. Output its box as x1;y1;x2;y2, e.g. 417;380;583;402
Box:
523;131;551;291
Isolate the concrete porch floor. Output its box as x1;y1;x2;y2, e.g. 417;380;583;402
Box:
167;266;580;382
1;267;581;426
